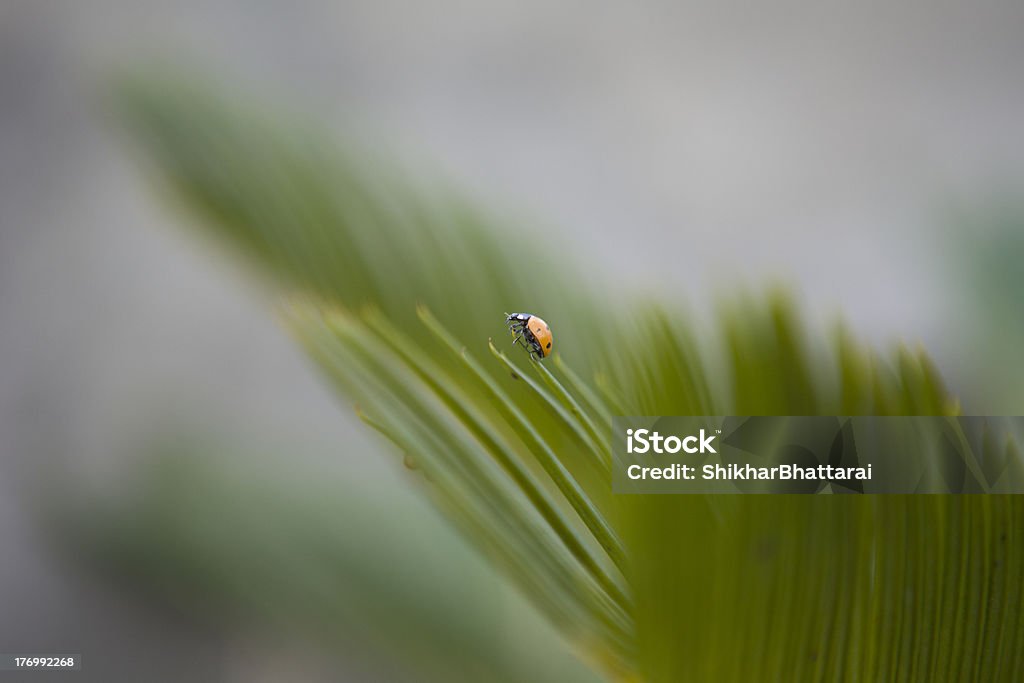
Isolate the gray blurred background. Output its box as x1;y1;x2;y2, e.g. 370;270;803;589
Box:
2;1;1023;680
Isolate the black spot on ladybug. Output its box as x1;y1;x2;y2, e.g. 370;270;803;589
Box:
546;342;551;348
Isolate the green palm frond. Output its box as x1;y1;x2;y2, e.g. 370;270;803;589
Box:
114;73;1024;682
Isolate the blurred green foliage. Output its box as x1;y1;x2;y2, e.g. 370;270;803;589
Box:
70;441;599;683
108;74;1024;681
955;203;1024;414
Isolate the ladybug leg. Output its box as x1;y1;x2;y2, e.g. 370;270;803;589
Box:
518;334;534;356
505;315;539;357
510;328;534;355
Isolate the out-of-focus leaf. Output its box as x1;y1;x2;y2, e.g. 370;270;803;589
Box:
954;204;1024;413
68;441;602;683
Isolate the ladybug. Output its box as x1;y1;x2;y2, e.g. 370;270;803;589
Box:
506;312;553;360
